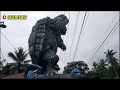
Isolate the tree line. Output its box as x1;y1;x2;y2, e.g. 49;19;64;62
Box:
0;47;119;79
0;47;31;77
63;49;120;79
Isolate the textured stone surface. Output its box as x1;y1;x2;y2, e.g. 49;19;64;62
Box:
28;14;69;75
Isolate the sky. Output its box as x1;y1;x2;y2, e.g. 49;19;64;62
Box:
0;11;119;73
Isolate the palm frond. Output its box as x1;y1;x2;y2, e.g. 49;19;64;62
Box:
7;47;29;74
22;53;28;61
15;49;21;62
24;60;31;64
111;52;117;56
8;52;18;62
110;50;113;53
14;47;28;62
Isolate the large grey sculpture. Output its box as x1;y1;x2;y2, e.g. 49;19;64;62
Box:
28;14;69;75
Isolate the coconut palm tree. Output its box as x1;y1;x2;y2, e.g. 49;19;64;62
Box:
98;59;107;68
104;50;119;65
92;62;98;71
104;49;119;78
8;47;31;74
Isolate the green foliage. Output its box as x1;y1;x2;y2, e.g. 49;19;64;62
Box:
88;49;120;79
7;47;31;75
63;61;89;74
2;63;11;76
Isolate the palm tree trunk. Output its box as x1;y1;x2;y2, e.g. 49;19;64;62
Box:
113;65;119;78
18;63;22;73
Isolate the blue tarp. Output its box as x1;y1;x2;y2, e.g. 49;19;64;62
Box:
27;71;35;79
71;68;81;79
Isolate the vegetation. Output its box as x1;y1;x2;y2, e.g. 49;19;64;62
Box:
0;49;119;79
0;47;31;77
7;47;31;74
63;61;89;74
87;49;120;79
63;49;120;79
0;59;6;77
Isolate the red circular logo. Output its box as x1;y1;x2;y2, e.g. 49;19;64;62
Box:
3;15;6;20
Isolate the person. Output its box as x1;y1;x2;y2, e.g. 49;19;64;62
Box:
24;64;42;79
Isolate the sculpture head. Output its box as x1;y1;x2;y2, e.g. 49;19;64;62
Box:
53;14;69;26
53;14;69;35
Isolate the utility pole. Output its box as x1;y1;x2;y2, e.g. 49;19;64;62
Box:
119;11;120;64
0;11;1;63
0;12;7;62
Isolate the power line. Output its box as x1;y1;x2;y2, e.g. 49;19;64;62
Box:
80;11;90;40
119;11;120;63
1;49;4;60
88;19;120;64
88;24;119;79
99;24;119;79
65;11;70;61
0;31;17;51
72;11;89;62
88;12;119;63
0;53;1;63
89;24;119;66
60;11;64;63
88;21;119;64
72;11;89;60
61;11;66;63
0;12;1;62
65;11;70;48
68;11;80;61
62;12;66;63
98;25;119;55
72;11;87;61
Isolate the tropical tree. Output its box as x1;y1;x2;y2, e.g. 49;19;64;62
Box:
104;49;119;78
88;59;108;79
8;47;31;74
99;59;107;67
104;50;119;66
63;61;89;74
2;63;12;76
97;59;108;71
0;59;6;76
97;59;108;77
87;50;119;79
92;62;98;71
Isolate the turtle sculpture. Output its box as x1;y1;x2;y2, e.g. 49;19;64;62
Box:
28;14;69;76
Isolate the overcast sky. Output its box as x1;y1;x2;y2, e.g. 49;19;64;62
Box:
0;11;119;73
